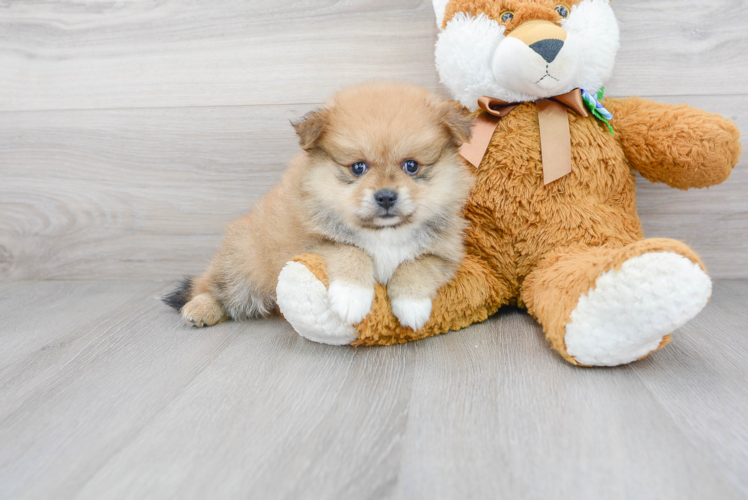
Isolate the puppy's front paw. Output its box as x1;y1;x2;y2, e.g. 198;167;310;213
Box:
391;298;432;331
327;281;375;325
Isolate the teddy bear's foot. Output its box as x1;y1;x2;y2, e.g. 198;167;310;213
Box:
523;239;713;367
276;260;359;346
564;251;711;366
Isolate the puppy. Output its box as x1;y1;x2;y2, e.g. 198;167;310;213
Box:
163;82;475;331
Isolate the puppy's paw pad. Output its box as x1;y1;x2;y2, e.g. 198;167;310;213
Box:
328;282;375;325
391;298;432;331
182;294;226;328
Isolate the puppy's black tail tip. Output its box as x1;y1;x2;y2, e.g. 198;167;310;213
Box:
162;276;194;312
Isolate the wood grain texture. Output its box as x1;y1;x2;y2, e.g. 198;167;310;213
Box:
0;104;312;280
631;279;748;496
0;96;744;280
1;0;747;112
1;2;746;498
0;280;746;499
0;281;241;499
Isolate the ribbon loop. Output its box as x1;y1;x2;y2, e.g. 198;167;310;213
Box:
460;88;589;185
477;96;519;118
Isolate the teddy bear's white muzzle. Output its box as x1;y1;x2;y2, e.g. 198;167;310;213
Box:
492;33;582;98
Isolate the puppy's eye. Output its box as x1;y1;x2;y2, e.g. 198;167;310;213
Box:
500;11;515;24
402;160;420;176
350;162;368;177
555;5;569;18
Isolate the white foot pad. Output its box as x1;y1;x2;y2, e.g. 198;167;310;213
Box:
276;262;358;346
565;252;712;367
391;298;432;331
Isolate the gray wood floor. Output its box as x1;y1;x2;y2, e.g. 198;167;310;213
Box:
1;280;746;500
2;1;747;498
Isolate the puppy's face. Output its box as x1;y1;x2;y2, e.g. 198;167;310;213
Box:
294;83;474;237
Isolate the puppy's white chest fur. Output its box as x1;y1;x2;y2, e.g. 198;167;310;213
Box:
356;227;428;284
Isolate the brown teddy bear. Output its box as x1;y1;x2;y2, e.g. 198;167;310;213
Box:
275;0;741;366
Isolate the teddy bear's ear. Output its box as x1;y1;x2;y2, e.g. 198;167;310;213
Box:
440;102;474;145
433;0;450;28
292;109;330;151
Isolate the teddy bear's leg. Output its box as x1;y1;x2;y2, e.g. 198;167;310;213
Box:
277;253;510;346
521;239;712;367
275;254;359;346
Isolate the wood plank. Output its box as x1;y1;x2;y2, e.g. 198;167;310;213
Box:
75;322;415;500
0;281;164;370
0;281;242;499
630;280;748;496
396;309;743;500
608;1;748;97
0;0;440;112
0;281;745;499
0;95;744;280
0;104;314;280
1;0;746;112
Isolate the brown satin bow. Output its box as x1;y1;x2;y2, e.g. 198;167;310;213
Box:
460;88;589;185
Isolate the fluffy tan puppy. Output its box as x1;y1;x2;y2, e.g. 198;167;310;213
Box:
164;82;475;331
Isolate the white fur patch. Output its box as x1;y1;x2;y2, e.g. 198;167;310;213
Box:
492;31;582;98
435;0;619;109
436;13;507;111
328;281;375;325
563;0;620;95
276;262;358;346
355;227;429;284
433;0;450;28
391;298;433;331
565;252;712;367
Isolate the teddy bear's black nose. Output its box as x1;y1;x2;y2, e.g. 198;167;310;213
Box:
530;39;565;63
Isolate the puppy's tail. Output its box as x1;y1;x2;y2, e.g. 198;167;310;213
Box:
162;276;194;312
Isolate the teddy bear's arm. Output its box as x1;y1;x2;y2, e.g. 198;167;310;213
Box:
603;97;741;190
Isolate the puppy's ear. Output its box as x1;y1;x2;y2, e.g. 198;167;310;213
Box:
439;102;475;146
292;109;330;151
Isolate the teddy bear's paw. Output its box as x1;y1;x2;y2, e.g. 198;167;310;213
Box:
391;297;432;331
565;252;712;367
276;261;359;346
327;281;375;326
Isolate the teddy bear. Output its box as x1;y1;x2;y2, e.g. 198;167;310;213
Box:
274;0;741;367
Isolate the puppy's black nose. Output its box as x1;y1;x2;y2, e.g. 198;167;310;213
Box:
374;189;398;210
529;39;564;63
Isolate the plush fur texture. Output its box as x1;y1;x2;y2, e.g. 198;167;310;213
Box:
276;261;359;345
164;82;475;331
565;251;712;366
435;0;619;109
275;0;742;366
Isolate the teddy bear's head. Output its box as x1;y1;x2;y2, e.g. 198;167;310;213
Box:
433;0;619;110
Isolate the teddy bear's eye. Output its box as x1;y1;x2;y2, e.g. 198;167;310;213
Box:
555;5;570;18
500;11;515;24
